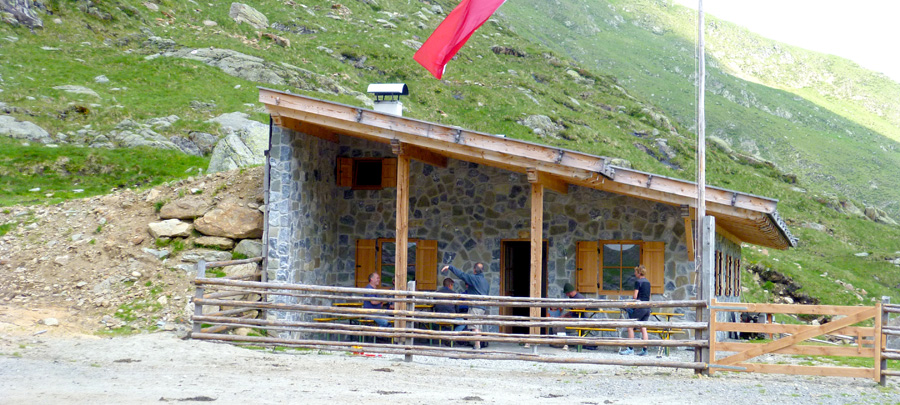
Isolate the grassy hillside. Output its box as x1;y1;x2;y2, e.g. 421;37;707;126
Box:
1;0;899;307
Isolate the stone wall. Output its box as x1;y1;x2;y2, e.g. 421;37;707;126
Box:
265;125;340;331
266;127;746;332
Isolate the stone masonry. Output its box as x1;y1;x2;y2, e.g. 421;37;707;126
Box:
265;125;741;332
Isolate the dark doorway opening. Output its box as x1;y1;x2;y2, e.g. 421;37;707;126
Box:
500;240;548;334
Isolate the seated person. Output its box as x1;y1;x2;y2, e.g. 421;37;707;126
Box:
363;272;391;327
549;283;585;319
434;277;458;313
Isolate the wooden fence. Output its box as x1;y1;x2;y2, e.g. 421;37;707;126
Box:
190;261;707;370
190;263;898;383
709;298;894;384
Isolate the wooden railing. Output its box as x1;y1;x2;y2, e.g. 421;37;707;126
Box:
709;298;891;384
190;276;708;370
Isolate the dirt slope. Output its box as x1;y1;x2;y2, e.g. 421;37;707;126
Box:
0;167;264;338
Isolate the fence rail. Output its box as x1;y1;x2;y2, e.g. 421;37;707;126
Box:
191;270;707;369
190;268;896;383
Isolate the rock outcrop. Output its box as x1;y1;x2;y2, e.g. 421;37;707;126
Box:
159;196;212;220
229;2;268;29
0;0;43;28
206;112;268;173
193;202;263;239
0;115;52;143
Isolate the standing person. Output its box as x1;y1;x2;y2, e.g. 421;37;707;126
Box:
441;262;490;349
363;272;391;328
620;265;651;356
433;277;458;314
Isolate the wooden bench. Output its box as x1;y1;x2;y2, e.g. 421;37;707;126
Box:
563;326;685;354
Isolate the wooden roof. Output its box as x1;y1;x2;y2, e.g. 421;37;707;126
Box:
259;87;797;250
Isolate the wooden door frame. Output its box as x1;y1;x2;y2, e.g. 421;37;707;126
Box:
499;239;548;333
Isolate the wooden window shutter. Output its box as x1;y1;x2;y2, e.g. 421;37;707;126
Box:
355;239;378;287
576;241;600;293
381;158;397;188
337;157;353;187
642;241;665;294
416;240;438;291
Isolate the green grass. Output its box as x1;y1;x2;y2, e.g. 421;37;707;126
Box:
0;137;207;207
1;0;899;308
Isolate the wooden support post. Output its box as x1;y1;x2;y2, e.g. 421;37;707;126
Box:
406;280;416;363
395;154;410;335
878;296;890;385
529;182;544;336
708;298;717;375
192;260;207;337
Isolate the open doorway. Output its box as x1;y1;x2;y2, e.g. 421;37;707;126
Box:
500;240;548;334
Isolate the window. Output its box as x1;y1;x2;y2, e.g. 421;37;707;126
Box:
576;240;665;295
355;238;438;290
337;157;397;189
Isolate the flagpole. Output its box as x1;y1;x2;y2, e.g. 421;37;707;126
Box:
696;0;707;301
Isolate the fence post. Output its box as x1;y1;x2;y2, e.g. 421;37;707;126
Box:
879;296;890;385
192;260;207;337
406;280;415;362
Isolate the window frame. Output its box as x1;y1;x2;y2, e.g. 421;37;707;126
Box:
598;240;644;295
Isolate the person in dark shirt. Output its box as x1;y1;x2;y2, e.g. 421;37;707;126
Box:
363;272;391;328
434;277;458;313
620;265;651;356
442;263;490;349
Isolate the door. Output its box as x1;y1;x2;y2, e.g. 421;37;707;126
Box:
500;240;548;334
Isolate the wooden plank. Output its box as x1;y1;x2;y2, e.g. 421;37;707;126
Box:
526;168;568;195
875;301;885;383
712;303;877;316
716;342;875;357
355;240;377;287
714;307;876;367
713;322;873;337
530;182;544;336
391;139;448;168
278;117;340;143
684;217;694;259
416;239;438;291
733;363;874;379
716;223;743;245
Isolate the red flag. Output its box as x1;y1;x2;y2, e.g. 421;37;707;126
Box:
414;0;507;79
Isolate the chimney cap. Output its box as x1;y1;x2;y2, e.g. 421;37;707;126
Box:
367;83;409;96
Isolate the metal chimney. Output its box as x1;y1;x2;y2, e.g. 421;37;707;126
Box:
367;83;408;116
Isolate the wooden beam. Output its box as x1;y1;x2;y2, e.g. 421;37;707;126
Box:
712;322;873;337
713;303;878;316
716;223;743;246
716;342;875;358
272;115;339;143
395;154;410;327
684;217;695;259
730;363;874;379
530;182;544;336
715;307;876;367
390;139;448;168
526;168;569;195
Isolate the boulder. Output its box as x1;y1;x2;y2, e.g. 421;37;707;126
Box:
234;239;263;258
159;196;212;219
148;219;193;239
519;115;564;139
0;115;52;143
104;118;179;150
171;135;202;156
180;250;233;263
229;2;269;29
194;236;235;250
52;85;100;98
206;112;268;173
0;0;43;28
194;202;263;239
189;131;219;155
222;262;259;278
142;248;170;260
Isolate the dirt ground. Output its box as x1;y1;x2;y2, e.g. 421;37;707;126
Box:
2;169;900;404
1;330;899;405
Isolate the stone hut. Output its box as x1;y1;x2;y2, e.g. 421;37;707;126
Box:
257;88;796;332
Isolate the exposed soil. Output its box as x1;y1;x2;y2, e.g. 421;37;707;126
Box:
0;167;264;337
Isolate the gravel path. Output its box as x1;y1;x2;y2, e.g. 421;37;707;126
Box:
1;332;897;404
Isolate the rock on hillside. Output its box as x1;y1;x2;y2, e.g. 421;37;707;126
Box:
0;167;264;335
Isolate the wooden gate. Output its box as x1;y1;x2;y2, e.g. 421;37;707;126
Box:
709;299;884;381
